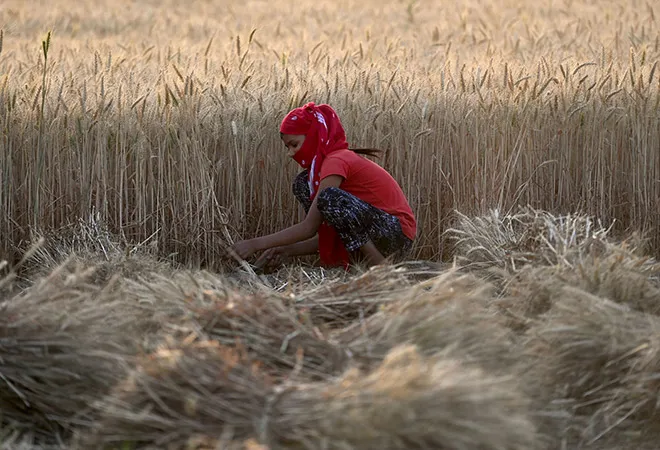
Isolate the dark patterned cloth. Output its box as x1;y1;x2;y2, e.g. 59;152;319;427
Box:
292;170;413;261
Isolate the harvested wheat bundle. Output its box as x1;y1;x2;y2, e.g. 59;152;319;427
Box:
123;270;349;379
582;433;660;450
94;436;269;450
445;206;615;283
110;270;218;348
523;286;660;446
500;242;660;333
334;269;522;376
263;260;446;294
547;243;660;314
193;291;349;379
494;266;558;334
290;262;442;326
269;344;538;450
0;241;46;297
258;263;351;291
86;341;538;450
0;261;146;436
82;340;273;449
0;425;69;450
15;214;173;288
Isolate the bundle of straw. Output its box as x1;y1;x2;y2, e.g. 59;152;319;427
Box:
499;240;660;333
523;286;660;446
86;341;539;450
445;206;615;282
121;269;350;379
0;262;143;435
81;340;272;449
290;262;440;325
334;269;522;375
16;215;172;288
268;344;538;450
193;291;349;379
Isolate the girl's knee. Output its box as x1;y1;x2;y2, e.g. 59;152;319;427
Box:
316;187;344;212
292;170;310;198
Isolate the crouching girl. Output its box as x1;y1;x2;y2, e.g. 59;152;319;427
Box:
231;102;416;269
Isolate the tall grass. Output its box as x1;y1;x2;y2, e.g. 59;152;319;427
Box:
0;0;658;267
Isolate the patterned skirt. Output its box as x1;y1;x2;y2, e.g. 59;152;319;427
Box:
292;170;413;262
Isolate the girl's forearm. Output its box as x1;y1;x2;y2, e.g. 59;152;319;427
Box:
284;235;319;256
253;221;316;252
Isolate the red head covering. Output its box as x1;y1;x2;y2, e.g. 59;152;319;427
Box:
280;102;351;268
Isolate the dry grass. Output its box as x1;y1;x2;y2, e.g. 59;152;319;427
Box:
446;206;619;278
445;207;660;334
9;214;176;292
2;0;660;447
82;341;538;450
334;269;522;375
521;287;660;447
109;261;447;380
1;207;660;449
499;244;660;330
139;272;350;380
0;262;142;436
0;0;658;268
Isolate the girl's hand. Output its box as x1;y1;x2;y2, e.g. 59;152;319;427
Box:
231;239;258;260
254;246;288;269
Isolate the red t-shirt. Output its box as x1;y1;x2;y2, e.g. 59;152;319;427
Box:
319;150;417;240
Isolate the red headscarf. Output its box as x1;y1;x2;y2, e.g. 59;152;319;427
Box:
280;102;351;268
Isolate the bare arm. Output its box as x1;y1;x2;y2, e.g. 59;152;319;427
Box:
254;235;319;269
252;213;318;252
282;235;319;256
231;175;343;259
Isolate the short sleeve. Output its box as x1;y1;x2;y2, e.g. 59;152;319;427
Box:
320;152;350;180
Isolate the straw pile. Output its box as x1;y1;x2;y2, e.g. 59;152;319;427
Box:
84;340;539;450
15;215;173;289
334;269;522;376
192;291;349;379
80;340;271;449
192;262;454;379
522;286;660;446
0;262;139;435
4;206;660;449
446;207;616;285
281;262;440;325
0;244;202;438
122;263;448;382
119;269;350;380
497;236;660;333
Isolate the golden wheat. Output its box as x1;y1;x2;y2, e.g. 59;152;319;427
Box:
0;0;658;268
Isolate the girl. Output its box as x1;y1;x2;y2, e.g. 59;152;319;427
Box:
231;102;416;269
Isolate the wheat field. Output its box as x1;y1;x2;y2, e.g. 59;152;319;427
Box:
1;0;658;265
2;1;660;449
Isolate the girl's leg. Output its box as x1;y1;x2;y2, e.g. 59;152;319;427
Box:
292;170;312;213
316;187;413;262
358;240;388;266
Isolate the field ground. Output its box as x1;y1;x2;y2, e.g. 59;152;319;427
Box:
1;0;660;449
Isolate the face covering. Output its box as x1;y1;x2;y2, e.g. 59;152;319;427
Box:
280;102;349;197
